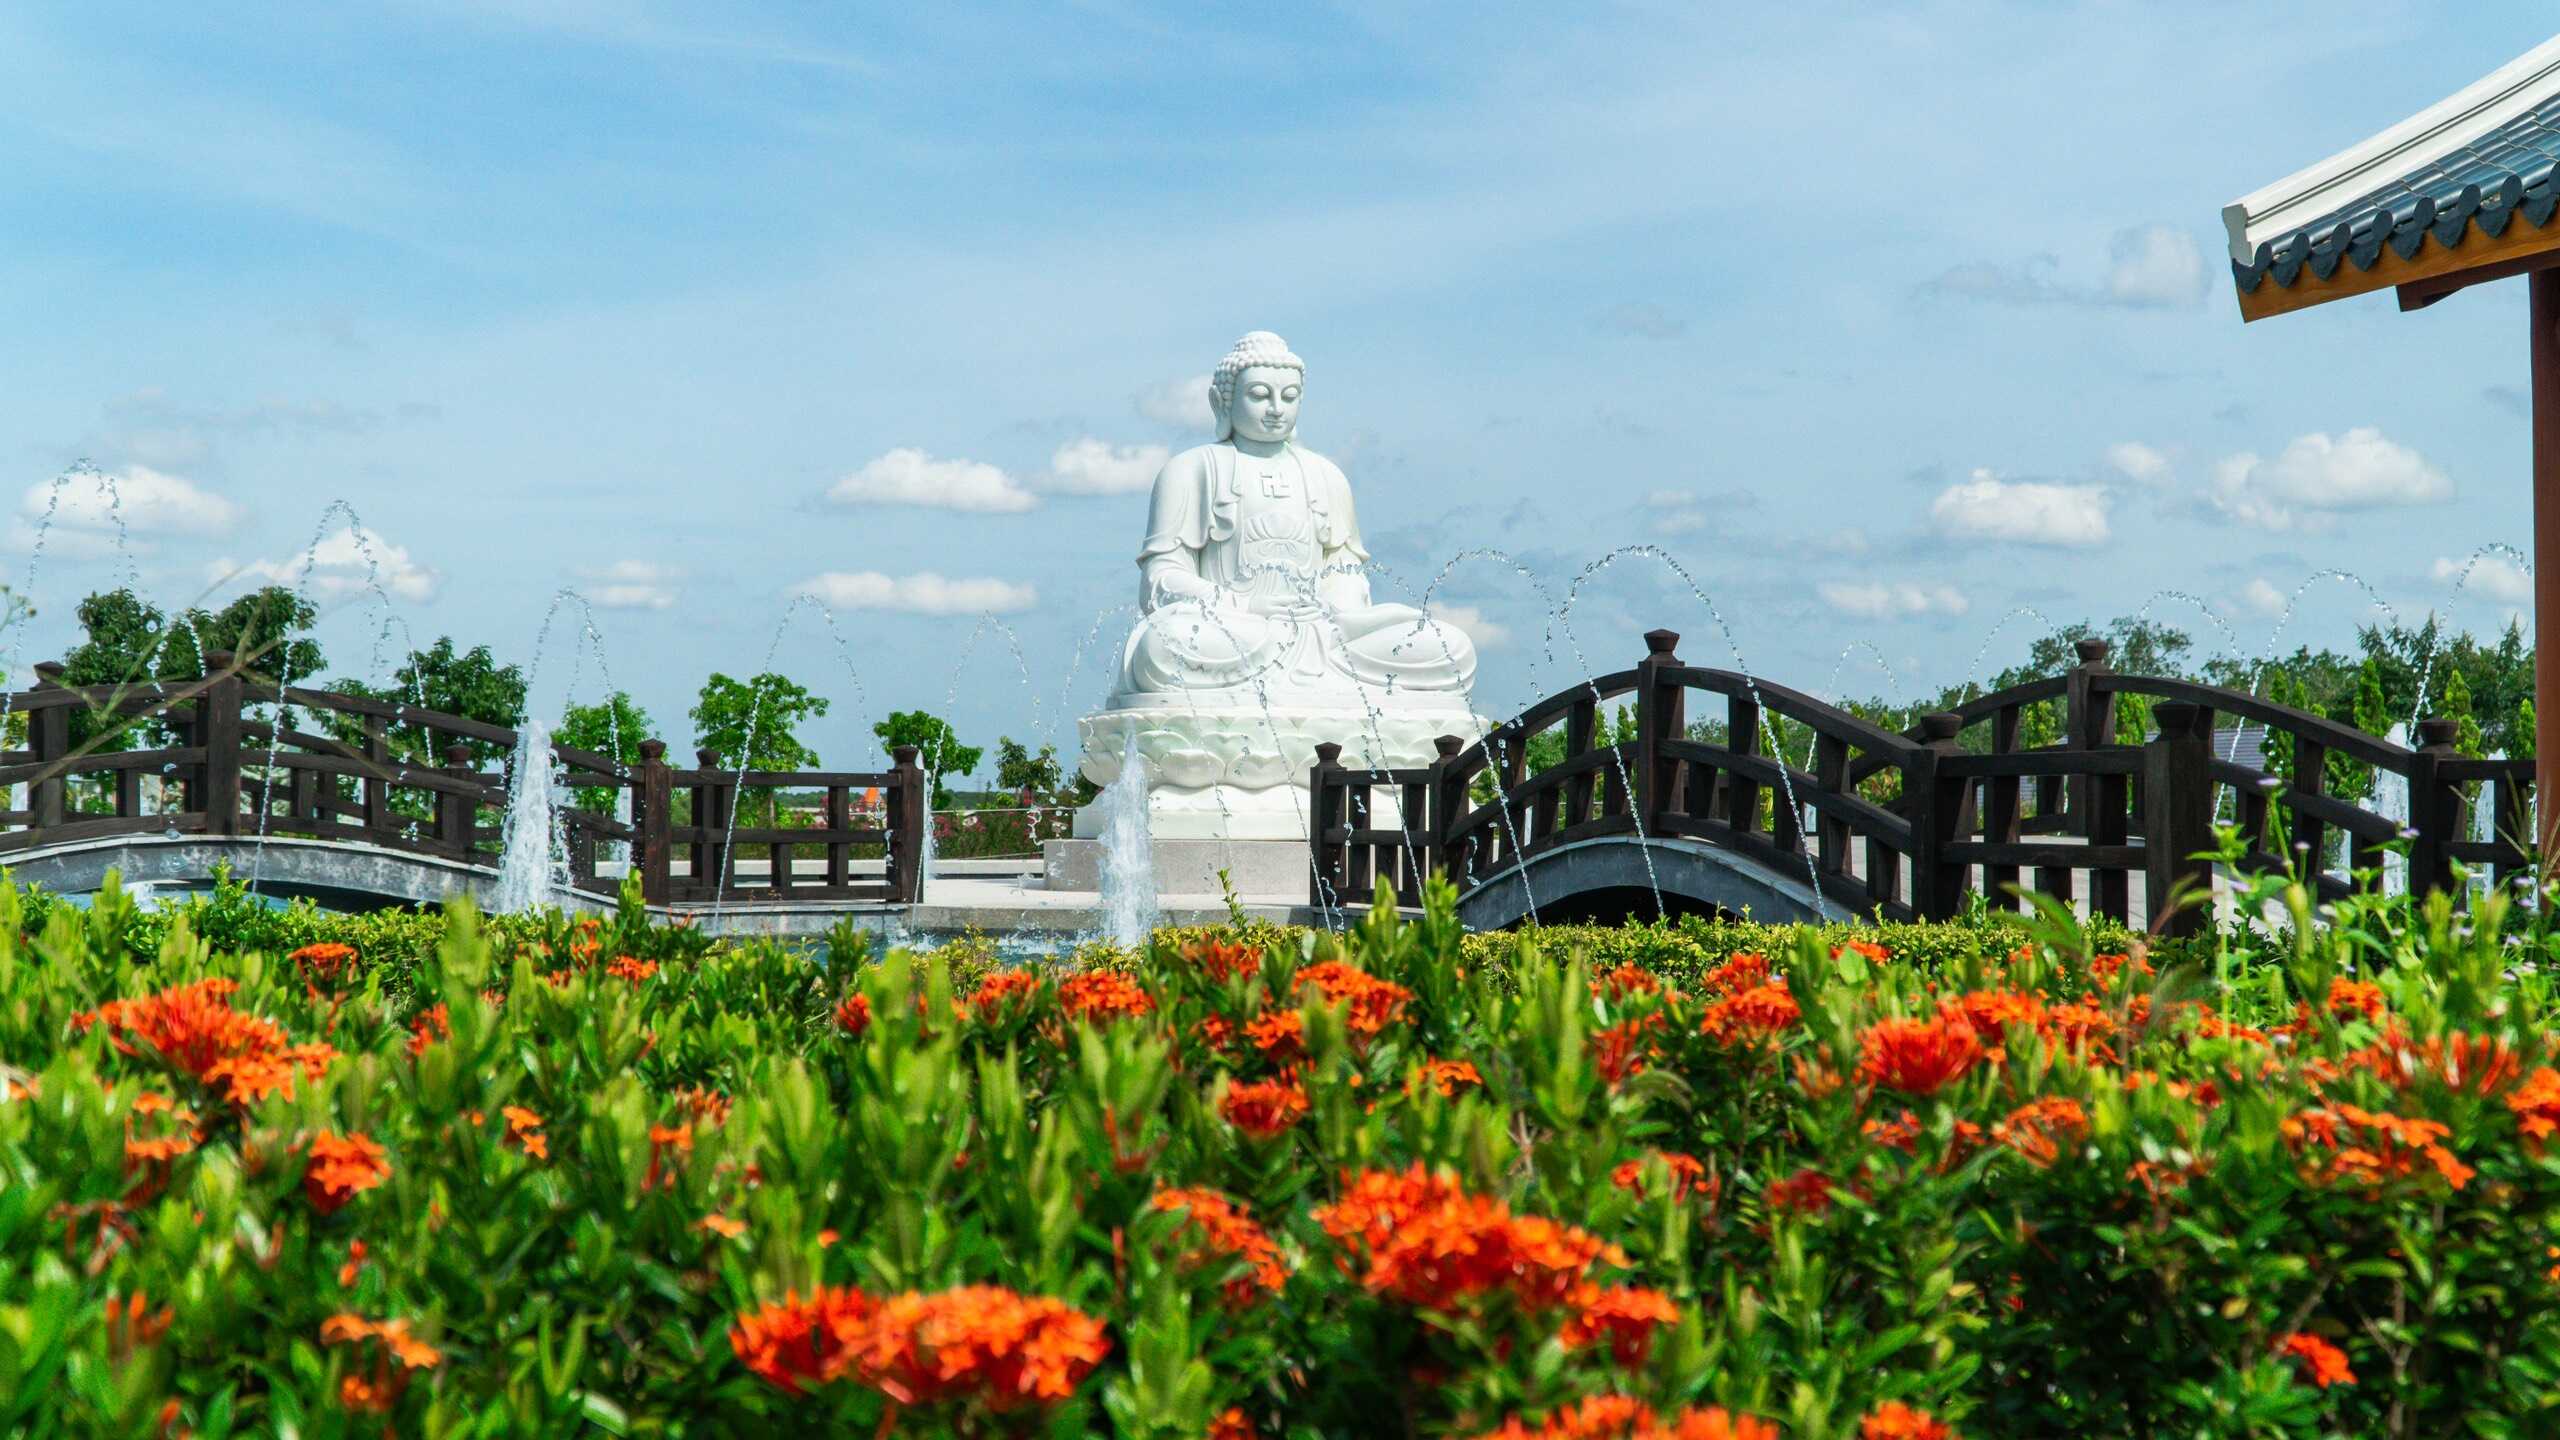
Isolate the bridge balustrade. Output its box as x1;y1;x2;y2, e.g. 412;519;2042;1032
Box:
0;651;927;907
1311;631;2539;935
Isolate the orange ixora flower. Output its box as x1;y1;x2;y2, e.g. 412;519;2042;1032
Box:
1700;952;1773;996
1150;1186;1290;1304
1992;1096;2089;1167
697;1212;748;1240
1596;963;1664;1000
844;1285;1111;1410
1764;1167;1835;1219
2352;1029;2523;1097
1943;989;2044;1058
1468;1396;1779;1440
1208;1409;1260;1440
730;1285;876;1396
1592;1013;1664;1086
1833;939;1891;963
1858;1401;1956;1439
671;1086;733;1128
304;1132;391;1215
733;1283;1112;1409
1314;1164;1626;1312
1183;937;1263;983
321;1313;441;1413
604;955;658;983
1293;961;1413;1038
405;1004;450;1059
1058;970;1156;1025
2282;1102;2474;1191
1558;1282;1680;1367
1856;1015;1983;1097
1244;1009;1307;1064
2325;977;2386;1022
1418;1058;1485;1098
2507;1066;2560;1152
833;993;872;1038
499;1105;547;1161
644;1124;694;1191
1220;1077;1310;1137
963;969;1045;1022
1699;983;1801;1046
2278;1331;2356;1389
70;977;322;1103
1612;1151;1712;1203
106;1291;175;1359
291;941;359;986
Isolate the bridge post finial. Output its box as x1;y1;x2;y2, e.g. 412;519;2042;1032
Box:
887;746;925;903
31;661;63;684
635;739;671;906
2072;637;2111;668
1643;629;1680;659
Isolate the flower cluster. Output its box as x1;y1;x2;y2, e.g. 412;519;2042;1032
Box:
729;1282;1109;1410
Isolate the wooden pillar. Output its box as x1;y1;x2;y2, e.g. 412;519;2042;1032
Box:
1431;734;1472;886
1310;741;1345;906
28;662;67;831
2409;717;2461;900
636;739;671;904
200;651;242;837
2533;268;2560;871
1633;629;1684;825
888;744;925;903
437;742;474;857
2142;701;2216;938
1905;712;1967;919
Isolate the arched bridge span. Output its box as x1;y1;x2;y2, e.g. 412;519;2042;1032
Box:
1310;631;2536;933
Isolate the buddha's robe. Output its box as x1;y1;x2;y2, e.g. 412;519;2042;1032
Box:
1114;441;1476;700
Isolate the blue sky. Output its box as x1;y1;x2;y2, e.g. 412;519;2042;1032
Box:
0;2;2547;773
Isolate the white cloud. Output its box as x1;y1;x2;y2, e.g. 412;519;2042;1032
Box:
1924;224;2208;310
2237;578;2290;618
1817;580;1969;619
2207;427;2451;531
2104;441;2171;484
2433;552;2533;605
1645;489;1707;536
576;559;681;610
2103;224;2209;309
793;570;1037;615
1135;376;1215;433
826;447;1037;512
210;525;436;602
1044;437;1171;495
16;464;240;551
1433;604;1510;650
1929;469;2110;547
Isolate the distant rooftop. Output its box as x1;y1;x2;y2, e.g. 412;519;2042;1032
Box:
2226;34;2560;314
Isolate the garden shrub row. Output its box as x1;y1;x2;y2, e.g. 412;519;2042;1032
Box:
2;868;2557;1436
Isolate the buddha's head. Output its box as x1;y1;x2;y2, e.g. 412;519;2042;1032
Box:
1209;331;1304;444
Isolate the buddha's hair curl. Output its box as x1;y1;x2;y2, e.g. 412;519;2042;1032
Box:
1209;331;1305;418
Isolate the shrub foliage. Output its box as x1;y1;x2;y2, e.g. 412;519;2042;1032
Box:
4;868;2559;1437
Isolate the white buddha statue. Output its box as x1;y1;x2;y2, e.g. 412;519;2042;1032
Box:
1073;332;1484;844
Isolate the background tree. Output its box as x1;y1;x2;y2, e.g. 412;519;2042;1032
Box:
336;638;528;769
693;672;828;825
872;710;980;808
993;736;1064;799
183;585;323;685
57;589;195;806
556;691;655;815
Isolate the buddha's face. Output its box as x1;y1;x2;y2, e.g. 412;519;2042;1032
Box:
1229;365;1301;443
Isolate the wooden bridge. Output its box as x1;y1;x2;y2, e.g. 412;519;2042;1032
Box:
0;651;929;912
1310;630;2539;934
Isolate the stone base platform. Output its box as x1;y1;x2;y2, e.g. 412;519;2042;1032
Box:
1040;837;1308;901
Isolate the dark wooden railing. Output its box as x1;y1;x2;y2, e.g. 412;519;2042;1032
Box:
0;652;927;906
1311;630;2537;936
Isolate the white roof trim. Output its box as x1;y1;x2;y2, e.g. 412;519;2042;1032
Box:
2223;32;2560;264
